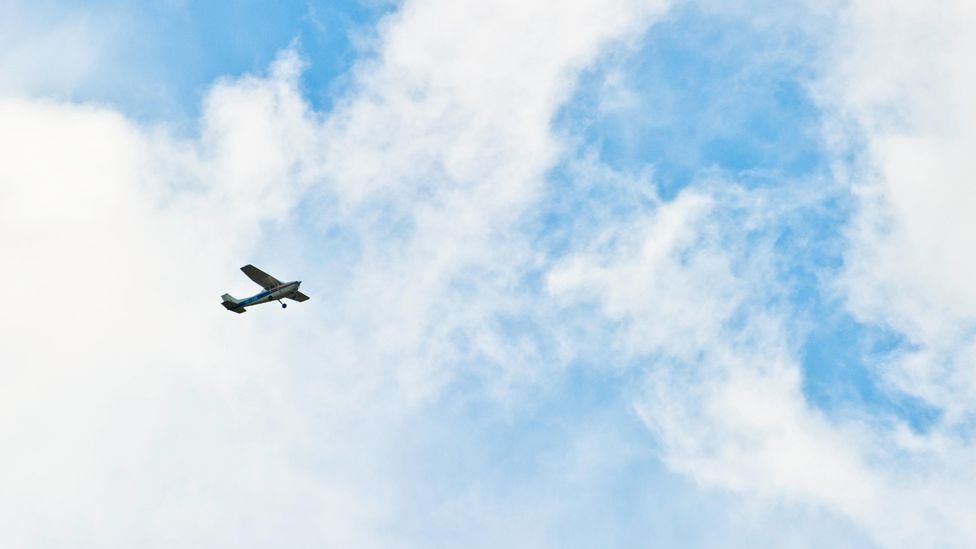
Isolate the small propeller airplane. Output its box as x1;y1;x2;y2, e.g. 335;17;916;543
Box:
221;264;309;314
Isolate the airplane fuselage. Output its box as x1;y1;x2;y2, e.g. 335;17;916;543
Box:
233;281;301;309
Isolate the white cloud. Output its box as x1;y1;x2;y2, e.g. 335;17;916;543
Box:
540;1;976;546
827;0;976;542
310;0;673;403
545;182;894;540
0;0;677;546
0;53;379;547
825;0;976;421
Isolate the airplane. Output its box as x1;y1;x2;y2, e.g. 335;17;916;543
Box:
221;264;309;314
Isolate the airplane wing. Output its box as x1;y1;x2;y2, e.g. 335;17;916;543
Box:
287;291;310;302
241;264;282;289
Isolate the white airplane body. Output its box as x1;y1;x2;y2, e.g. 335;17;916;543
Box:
221;264;309;314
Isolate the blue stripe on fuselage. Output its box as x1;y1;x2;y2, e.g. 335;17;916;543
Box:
240;290;271;306
239;282;297;307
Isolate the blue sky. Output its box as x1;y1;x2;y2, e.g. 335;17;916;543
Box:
3;0;976;547
3;0;388;121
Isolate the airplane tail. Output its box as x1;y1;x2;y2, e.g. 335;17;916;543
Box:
221;294;246;314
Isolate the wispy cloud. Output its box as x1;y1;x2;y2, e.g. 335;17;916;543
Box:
542;1;976;546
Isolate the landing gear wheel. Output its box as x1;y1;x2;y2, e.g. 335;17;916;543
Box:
281;302;287;309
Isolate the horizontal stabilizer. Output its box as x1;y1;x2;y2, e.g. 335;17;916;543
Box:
222;302;247;313
221;294;246;313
